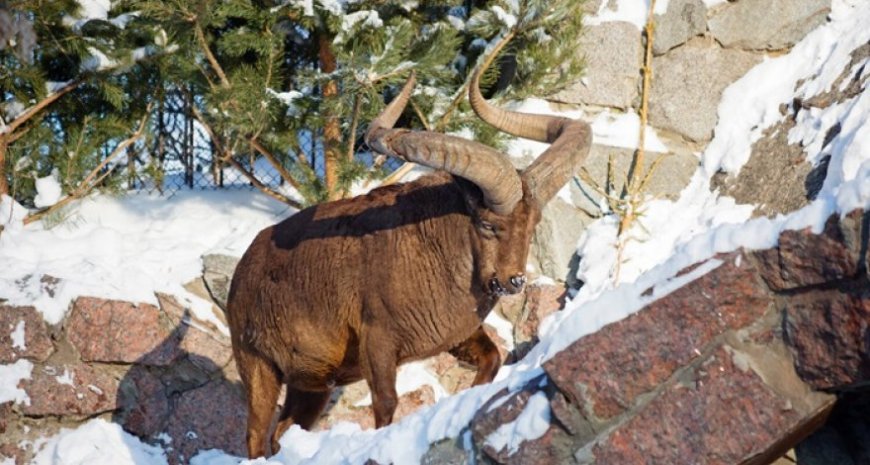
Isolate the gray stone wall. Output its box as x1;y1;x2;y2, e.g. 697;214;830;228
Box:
530;0;832;282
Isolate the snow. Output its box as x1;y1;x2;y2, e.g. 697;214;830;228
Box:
585;0;662;29
0;195;28;232
340;10;382;32
10;320;26;350
705;0;870;177
702;0;728;8
56;368;75;386
6;1;870;463
491;5;518;29
483;391;551;455
0;359;33;405
0;190;292;326
31;419;168;465
354;361;449;407
33;170;63;208
590;110;669;153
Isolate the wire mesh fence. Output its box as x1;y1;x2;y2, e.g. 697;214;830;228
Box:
125;92;404;200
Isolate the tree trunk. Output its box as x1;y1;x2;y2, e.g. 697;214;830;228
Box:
0;140;8;196
318;31;342;201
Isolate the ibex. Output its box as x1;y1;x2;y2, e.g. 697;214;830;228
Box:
226;66;592;458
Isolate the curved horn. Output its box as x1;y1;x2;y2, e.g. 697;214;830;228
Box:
469;68;593;206
366;72;523;215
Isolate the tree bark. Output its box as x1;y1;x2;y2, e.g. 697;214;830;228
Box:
318;31;342;200
0;141;8;196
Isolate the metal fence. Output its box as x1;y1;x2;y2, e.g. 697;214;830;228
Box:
126;99;403;199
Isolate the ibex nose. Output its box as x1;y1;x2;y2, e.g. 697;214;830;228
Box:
510;274;526;289
488;277;506;295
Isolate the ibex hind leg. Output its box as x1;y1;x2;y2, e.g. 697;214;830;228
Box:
270;387;332;454
449;326;502;386
360;328;399;428
234;347;282;459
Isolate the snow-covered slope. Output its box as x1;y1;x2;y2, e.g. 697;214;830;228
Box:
3;0;869;463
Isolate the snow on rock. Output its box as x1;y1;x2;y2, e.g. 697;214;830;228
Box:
585;0;664;29
10;320;26;350
0;190;292;326
590;110;669;153
0;359;33;405
483;391;551;455
33;170;63;208
704;0;870;177
353;361;449;407
31;419;168;465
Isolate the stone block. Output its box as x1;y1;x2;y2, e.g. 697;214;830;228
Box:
553;22;642;109
543;252;773;420
709;0;831;51
589;346;834;464
782;288;870;390
653;0;707;55
753;211;866;291
650;37;761;142
0;305;53;363
20;363;119;417
67;297;182;365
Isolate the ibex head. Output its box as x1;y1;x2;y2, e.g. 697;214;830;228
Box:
366;69;592;296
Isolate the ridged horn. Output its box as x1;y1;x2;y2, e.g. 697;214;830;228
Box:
469;68;593;207
366;72;523;215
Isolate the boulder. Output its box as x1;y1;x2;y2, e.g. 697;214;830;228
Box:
753;211;865;291
0;305;53;363
201;254;240;310
19;363;119;417
708;0;831;51
66;297;182;365
653;0;707;55
650;37;761;142
552;22;642;109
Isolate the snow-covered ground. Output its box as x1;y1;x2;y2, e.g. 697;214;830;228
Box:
2;0;869;463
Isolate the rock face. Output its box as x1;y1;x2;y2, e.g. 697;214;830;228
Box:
650;37;762;142
552;22;642;109
0;276;563;465
0;294;245;465
708;0;831;51
0;305;53;363
451;208;869;465
653;0;707;55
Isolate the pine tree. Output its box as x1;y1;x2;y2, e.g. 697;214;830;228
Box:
131;0;585;206
2;0;585;210
0;0;167;207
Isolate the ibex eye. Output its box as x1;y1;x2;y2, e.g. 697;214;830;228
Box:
480;221;496;232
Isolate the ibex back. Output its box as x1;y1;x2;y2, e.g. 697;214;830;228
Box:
226;67;592;458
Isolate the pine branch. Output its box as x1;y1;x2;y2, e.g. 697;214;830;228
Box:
195;23;230;88
249;137;305;192
1;80;81;140
192;106;302;209
23;105;152;226
435;30;516;131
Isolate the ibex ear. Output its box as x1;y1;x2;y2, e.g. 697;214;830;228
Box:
453;176;485;213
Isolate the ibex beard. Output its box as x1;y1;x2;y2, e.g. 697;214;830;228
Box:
226;67;592;458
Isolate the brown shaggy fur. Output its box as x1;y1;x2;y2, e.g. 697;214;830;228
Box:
227;171;541;457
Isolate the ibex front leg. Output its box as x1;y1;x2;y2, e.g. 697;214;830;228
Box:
450;325;502;386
